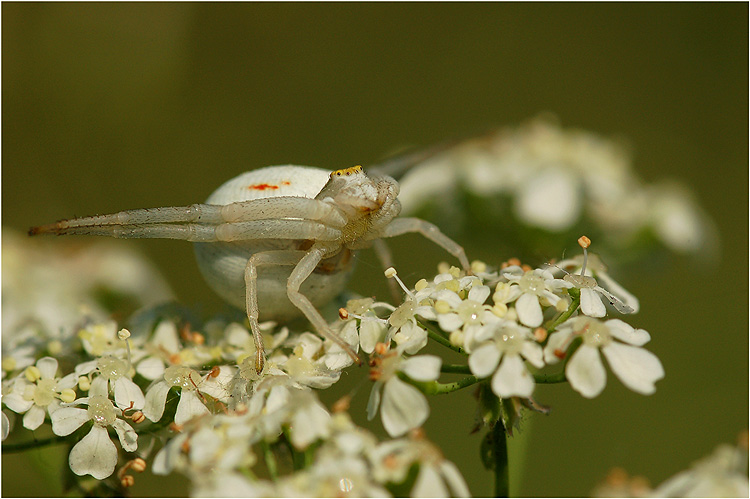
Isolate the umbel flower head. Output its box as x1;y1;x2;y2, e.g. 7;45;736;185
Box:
545;316;664;398
2;356;77;430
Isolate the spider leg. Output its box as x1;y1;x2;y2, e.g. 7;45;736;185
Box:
378;217;471;272
29;198;346;236
28;219;343;242
287;246;361;365
243;250;308;373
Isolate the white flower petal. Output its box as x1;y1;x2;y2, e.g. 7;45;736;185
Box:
89;376;109;397
397;320;428;355
152;320;181;353
381;377;429;437
189;427;222;468
2;412;9;440
580;288;606;317
516;293;543;327
433;289;462;308
415;305;437;321
174;390;209;426
74;360;99;377
597;272;640;313
401;355;441;382
199;367;235;402
142;380;171;423
152;434;187;475
540;290;561;307
602;342;664;395
296;332;323;359
605;319;650;346
112;418;138;452
58;373;78;390
544;329;574;364
514;168;581;231
492;354;534;398
223;322;251;349
290;400;330;450
437;313;463;333
50;407;90;436
22;405;46;431
366;382;382;421
114;377;145;410
69;425;117;479
2;391;34;414
359;318;386;354
440;461;471;498
566;345;607;398
468;343;501;378
136;356;166;380
468;285;491;304
521;341;545;369
412;464;449;497
36;357;58;379
266;385;289;413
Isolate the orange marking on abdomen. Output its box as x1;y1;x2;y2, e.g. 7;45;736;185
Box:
281;181;291;185
248;183;279;191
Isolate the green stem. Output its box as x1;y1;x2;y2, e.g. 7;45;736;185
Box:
532;371;567;384
397;372;481;395
441;363;473;374
492;420;510;498
418;319;467;355
546;290;581;332
2;434;69;454
261;441;278;481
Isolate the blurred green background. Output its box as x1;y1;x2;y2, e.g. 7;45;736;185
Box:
3;3;747;497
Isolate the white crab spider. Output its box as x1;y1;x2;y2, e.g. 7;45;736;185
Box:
30;164;470;372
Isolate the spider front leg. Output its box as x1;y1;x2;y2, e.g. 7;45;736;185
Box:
379;217;471;272
286;246;361;366
244;250;308;373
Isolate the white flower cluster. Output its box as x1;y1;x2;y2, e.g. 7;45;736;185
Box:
153;397;469;498
2;231;471;495
1;229;664;496
341;238;664;438
393;117;716;256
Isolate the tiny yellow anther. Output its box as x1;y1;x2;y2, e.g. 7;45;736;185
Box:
2;357;17;372
491;303;508;318
434;300;452;314
47;340;63;356
59;388;77;403
578;235;591;249
384;267;397;278
117;328;131;340
471;260;487;274
414;279;428;292
24;365;42;383
78;376;91;391
449;330;464;347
